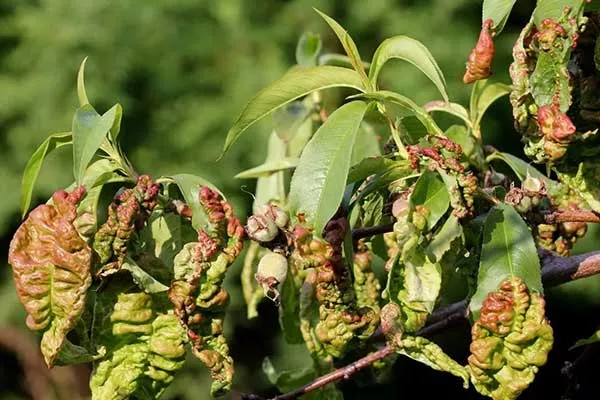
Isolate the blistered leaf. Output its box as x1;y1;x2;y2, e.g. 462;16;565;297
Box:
314;8;370;88
556;162;600;213
369;36;448;101
8;188;92;366
469;204;542;319
296;32;322;67
72;104;120;184
399;336;469;388
20;132;72;217
533;0;585;26
483;0;518;33
289;101;369;237
410;170;450;231
444;125;484;170
468;277;553;400
223;66;364;154
90;292;187;400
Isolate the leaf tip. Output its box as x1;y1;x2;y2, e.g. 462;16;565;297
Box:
77;57;90;107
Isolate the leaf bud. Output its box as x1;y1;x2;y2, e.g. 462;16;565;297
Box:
246;214;278;243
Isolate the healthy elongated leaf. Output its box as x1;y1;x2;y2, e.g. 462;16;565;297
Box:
486;151;557;188
571;329;600;349
77;57;89;106
410;170;450;231
423;101;472;128
348;157;401;184
169;174;222;232
469;79;510;134
254;132;288;212
469;204;542;319
314;9;370;88
318;53;371;70
235;157;298;179
223;66;365;154
483;0;518;33
20;132;72;217
72;104;120;184
359;91;443;135
289;101;369;236
369;36;448;101
351;122;382;165
427;215;463;262
296;32;322;67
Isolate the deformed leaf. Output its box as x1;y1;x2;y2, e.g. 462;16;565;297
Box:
468;277;553;400
72;104;121;184
8;187;92;366
20;132;72;217
469;204;542;319
90;292;187;400
279;268;304;344
223;66;365;154
289;101;369;237
369;36;448;101
556;162;600;213
533;0;585;26
404;254;441;313
121;257;169;294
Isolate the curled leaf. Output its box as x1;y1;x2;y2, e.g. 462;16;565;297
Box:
8;187;92;366
468;277;553;400
464;19;495;84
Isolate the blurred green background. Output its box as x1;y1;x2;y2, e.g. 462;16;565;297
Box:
1;0;599;399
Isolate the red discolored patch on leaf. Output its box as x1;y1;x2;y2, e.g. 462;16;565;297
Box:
538;104;576;144
463;19;495;84
8;187;92;366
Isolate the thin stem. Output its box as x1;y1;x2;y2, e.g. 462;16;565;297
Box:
263;249;600;400
352;222;395;241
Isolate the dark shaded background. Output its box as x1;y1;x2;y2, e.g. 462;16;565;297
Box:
1;0;599;399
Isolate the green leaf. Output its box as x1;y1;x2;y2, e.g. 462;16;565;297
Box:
410;170;450;231
530;51;570;112
427;215;463;263
223;66;364;154
279;268;304;344
358;90;443;135
296;32;322;66
347;157;400;184
314;8;371;88
169;174;222;232
571;330;600;349
254;132;288;212
72;104;120;184
483;0;518;33
533;0;585;26
556;162;600;213
444;125;485;170
20;132;72;217
351;121;382;165
404;254;442;312
318;53;370;70
486;151;557;188
469;79;511;134
121;257;169;294
235;157;298;179
424;101;472;128
262;357;316;392
289;101;369;237
469;204;543;319
369;36;448;101
77;57;89;106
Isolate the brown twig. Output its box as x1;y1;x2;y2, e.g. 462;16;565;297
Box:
263;249;600;400
544;209;600;224
352;222;395;241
